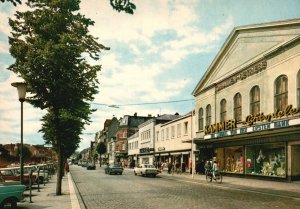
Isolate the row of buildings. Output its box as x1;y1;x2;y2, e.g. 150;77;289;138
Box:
0;143;57;167
87;19;300;181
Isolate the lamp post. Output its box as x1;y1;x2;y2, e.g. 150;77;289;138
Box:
11;82;27;185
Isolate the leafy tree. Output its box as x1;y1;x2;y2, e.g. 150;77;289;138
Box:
110;0;136;14
7;0;135;195
16;146;32;161
8;0;108;195
96;142;106;167
0;145;9;158
0;0;21;6
76;153;82;161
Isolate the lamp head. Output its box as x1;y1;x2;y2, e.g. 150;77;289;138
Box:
11;82;27;102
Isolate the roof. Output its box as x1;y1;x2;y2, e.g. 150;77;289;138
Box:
192;18;300;96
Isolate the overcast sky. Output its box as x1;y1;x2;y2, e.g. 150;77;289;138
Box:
0;0;299;151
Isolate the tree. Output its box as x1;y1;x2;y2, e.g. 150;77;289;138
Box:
16;146;32;161
76;153;82;161
96;142;106;167
7;0;135;196
0;0;21;6
8;0;108;195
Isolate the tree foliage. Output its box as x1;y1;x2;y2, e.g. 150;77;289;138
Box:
8;0;108;195
16;146;32;160
110;0;136;14
0;0;21;6
96;142;107;155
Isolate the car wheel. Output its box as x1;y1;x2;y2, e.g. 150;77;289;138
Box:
1;197;17;209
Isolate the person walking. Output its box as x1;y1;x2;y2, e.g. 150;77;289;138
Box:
181;162;186;174
212;160;219;180
64;162;69;174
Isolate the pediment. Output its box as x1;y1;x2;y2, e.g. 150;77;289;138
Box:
193;19;300;96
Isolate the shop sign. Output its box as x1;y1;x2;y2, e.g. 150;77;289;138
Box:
139;147;154;153
204;119;290;139
242;104;299;126
158;147;165;151
204;119;237;134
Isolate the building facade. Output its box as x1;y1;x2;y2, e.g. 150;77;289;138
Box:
155;112;196;170
192;19;300;181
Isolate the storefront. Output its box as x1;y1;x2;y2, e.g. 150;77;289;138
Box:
198;111;300;180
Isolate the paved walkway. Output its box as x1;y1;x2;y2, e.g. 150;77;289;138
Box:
157;170;300;198
18;172;80;209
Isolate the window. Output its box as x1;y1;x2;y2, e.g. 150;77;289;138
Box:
206;105;211;126
177;124;181;137
184;122;188;135
250;86;260;115
198;108;203;131
166;128;169;139
234;93;242;122
156;131;159;142
161;129;164;141
171;126;175;138
297;71;300;108
274;75;288;111
220;99;227;122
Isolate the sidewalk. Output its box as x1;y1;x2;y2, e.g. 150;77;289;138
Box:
18;173;77;209
158;170;300;198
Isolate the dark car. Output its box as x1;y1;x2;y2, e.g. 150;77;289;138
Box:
105;164;123;175
86;163;96;170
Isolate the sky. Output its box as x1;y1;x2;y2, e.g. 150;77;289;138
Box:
0;0;299;151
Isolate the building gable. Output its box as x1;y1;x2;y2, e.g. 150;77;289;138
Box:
193;19;300;96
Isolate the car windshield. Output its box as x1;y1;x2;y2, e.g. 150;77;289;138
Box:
144;165;155;168
111;164;121;168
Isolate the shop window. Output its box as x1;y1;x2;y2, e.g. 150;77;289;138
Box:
250;85;260;115
215;146;243;174
233;93;242;122
297;70;300;108
274;75;288;111
245;143;286;177
206;104;211;126
198;108;203;131
220;99;227;122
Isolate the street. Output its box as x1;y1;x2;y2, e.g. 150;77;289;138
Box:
70;165;300;209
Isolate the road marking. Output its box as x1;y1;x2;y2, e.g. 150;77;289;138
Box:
163;177;300;200
68;173;81;209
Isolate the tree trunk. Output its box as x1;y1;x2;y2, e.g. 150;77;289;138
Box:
56;137;62;195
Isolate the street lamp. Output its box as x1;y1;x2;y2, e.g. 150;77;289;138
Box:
11;82;27;185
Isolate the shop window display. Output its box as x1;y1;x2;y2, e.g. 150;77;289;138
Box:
215;147;243;174
224;147;243;173
245;143;286;177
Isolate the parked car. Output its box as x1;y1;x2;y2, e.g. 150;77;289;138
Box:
0;184;26;208
86;163;96;170
134;164;160;177
24;165;49;184
104;164;123;175
0;167;36;186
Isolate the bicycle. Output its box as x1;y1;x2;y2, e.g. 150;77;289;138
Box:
206;169;222;183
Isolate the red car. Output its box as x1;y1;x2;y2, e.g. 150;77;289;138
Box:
0;167;36;186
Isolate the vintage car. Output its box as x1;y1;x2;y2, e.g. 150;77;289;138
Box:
134;164;160;177
104;164;123;175
86;163;96;170
0;183;26;208
0;167;36;186
24;165;49;184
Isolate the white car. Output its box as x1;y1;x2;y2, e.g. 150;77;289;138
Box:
134;164;160;177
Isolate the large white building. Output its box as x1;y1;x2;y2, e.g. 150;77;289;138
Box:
192;19;300;181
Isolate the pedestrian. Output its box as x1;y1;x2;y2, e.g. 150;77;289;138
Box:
175;161;180;174
189;160;192;174
212;160;219;180
181;162;186;174
64;162;69;174
167;162;172;174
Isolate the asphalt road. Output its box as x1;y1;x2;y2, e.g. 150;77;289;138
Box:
70;165;300;209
